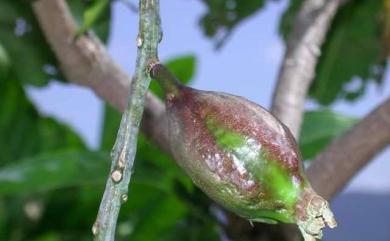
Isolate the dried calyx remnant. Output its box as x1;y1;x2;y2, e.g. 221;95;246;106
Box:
149;62;337;241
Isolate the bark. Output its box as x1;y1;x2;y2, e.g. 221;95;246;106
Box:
271;0;341;138
32;0;170;154
308;98;390;199
93;0;161;239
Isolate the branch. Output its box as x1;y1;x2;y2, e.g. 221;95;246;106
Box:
92;0;161;240
35;0;161;239
271;0;341;138
308;98;390;199
32;0;171;155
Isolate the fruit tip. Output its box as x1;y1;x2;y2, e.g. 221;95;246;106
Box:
296;189;337;241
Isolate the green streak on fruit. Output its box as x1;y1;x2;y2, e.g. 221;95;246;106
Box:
149;63;337;241
206;117;246;150
263;161;299;207
206;117;299;222
249;158;299;208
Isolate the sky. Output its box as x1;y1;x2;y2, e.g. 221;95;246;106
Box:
26;1;389;240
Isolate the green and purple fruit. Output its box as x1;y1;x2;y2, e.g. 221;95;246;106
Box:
149;63;336;241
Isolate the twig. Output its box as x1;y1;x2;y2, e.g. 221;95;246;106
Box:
32;0;170;154
271;0;341;138
91;0;161;240
308;98;390;199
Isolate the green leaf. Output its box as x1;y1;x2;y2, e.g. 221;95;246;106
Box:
68;0;112;42
76;0;110;39
0;1;60;86
120;187;187;241
279;0;386;105
165;55;197;85
199;0;272;48
0;77;100;237
100;103;121;150
0;76;85;166
0;2;110;236
278;0;302;40
117;135;218;241
299;110;358;160
312;0;386;104
0;200;5;237
0;151;109;195
0;0;111;86
150;55;197;99
33;232;61;241
0;43;10;81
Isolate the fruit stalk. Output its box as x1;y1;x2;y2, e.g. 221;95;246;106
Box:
149;61;182;96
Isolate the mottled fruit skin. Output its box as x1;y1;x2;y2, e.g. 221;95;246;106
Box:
150;63;336;241
167;85;307;223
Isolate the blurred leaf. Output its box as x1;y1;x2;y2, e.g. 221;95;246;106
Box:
383;0;390;55
159;218;220;241
0;43;10;80
133;134;193;192
0;73;81;236
0;77;85;166
150;55;197;99
33;232;61;241
299;110;358;160
30;187;103;241
312;0;386;104
121;187;187;241
76;0;111;39
0;147;106;238
0;200;5;238
279;0;386;105
278;0;302;40
0;1;106;239
0;151;109;195
100;103;121;150
0;0;111;86
165;55;197;85
117;134;218;241
0;1;60;86
199;0;273;48
68;0;112;42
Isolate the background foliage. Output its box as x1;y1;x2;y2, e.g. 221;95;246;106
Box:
0;0;387;240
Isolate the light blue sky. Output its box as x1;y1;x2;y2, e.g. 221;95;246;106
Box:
26;2;389;239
